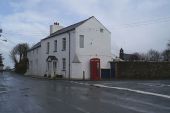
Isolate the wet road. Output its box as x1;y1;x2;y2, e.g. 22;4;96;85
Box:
0;72;170;113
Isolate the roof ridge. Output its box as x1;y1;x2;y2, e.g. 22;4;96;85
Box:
42;16;94;40
28;16;94;52
50;16;92;36
54;16;93;33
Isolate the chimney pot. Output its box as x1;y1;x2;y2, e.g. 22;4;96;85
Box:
50;22;64;34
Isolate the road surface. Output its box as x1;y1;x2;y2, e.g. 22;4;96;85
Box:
0;72;170;113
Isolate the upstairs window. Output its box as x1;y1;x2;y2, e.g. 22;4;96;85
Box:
100;28;104;33
46;42;50;54
54;40;57;52
62;38;66;51
79;35;84;48
62;58;66;70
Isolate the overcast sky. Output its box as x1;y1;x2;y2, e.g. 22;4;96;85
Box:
0;0;170;67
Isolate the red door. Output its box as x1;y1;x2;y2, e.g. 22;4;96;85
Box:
90;58;100;80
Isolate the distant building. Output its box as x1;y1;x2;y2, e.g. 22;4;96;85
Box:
26;16;112;79
119;48;136;61
119;48;124;60
0;54;4;71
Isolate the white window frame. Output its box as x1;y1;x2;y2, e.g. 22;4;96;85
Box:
79;35;84;48
46;42;50;54
62;38;66;51
54;40;57;52
100;28;104;33
62;58;66;70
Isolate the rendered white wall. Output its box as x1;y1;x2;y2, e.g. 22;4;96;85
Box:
26;17;112;80
73;17;112;79
26;47;42;76
40;31;76;78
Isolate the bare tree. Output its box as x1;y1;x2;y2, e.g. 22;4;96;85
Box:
147;49;161;61
162;50;170;61
162;41;170;61
10;47;18;64
129;52;141;61
10;43;29;62
167;40;170;50
0;54;4;66
10;43;29;73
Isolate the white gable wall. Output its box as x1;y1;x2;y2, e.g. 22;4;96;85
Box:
72;17;112;79
26;47;42;76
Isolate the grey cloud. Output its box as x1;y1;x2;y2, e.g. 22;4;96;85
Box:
0;0;170;66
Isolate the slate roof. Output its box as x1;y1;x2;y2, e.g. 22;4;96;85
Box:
28;16;94;52
42;16;94;41
28;42;41;52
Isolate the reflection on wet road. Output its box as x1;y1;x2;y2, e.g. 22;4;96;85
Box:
0;72;170;113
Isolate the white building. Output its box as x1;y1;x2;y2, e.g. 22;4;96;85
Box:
26;16;112;80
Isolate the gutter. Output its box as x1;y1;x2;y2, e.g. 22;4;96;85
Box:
68;32;71;80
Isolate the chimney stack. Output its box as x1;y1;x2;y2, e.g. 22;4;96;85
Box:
50;22;63;34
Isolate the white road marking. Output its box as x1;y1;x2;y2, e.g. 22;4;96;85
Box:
138;83;170;87
104;92;170;110
102;83;114;85
72;105;91;113
94;84;170;99
70;81;90;86
71;81;170;99
0;91;7;94
101;99;150;113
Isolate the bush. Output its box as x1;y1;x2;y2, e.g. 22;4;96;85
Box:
15;58;28;74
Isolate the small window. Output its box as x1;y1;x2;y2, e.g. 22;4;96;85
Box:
46;42;50;54
54;40;57;52
62;58;66;70
100;28;104;33
62;38;66;51
79;35;84;48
